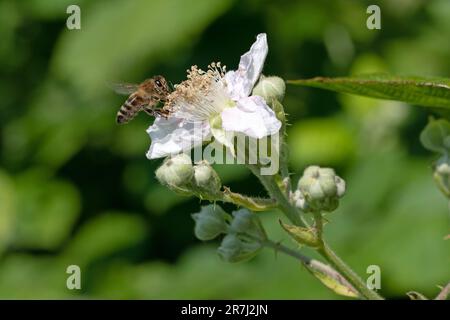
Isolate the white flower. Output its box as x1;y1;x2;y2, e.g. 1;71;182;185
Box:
146;33;282;159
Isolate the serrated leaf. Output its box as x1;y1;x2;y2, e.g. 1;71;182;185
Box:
288;74;450;110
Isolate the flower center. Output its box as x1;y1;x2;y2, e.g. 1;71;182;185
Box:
164;62;233;122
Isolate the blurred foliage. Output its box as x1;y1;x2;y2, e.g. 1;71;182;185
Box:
0;0;449;299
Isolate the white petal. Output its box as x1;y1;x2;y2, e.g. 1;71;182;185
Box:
225;33;268;100
146;117;211;159
210;125;236;156
220;95;281;139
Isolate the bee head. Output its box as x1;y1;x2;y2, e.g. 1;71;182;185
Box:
154;75;169;92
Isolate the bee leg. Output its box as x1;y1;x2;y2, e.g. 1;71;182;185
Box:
143;106;156;117
153;108;171;119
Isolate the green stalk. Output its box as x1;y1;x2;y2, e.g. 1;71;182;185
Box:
247;165;302;226
317;243;383;300
249;165;384;300
262;239;311;264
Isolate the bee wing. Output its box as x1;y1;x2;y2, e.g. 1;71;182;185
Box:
109;82;140;95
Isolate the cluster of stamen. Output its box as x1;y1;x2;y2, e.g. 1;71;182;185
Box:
163;62;229;122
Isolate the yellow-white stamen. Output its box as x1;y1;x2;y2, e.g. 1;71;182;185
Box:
164;62;232;122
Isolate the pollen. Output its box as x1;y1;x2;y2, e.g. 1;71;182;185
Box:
163;62;230;122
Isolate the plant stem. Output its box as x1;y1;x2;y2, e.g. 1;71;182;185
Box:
247;165;303;226
262;239;311;265
311;211;383;300
317;242;383;300
313;211;324;242
249;167;384;300
435;282;450;300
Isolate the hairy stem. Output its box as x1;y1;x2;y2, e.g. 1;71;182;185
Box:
262;239;311;265
313;211;324;243
247;165;303;226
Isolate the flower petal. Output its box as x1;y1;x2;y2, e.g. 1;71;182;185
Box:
209;114;236;156
220;95;281;139
146;117;211;159
225;33;268;100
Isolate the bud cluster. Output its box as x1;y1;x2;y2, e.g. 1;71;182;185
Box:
155;154;222;199
218;209;266;262
291;165;346;212
191;205;266;263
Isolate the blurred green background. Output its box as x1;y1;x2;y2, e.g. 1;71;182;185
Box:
0;0;449;299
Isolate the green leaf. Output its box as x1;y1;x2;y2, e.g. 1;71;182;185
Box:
406;291;429;300
13;170;81;250
305;259;360;299
288;74;450;110
52;0;233;96
279;220;319;248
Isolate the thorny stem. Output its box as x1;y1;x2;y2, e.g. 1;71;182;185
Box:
262;239;311;265
313;211;324;244
247;165;303;226
249;165;384;300
275;99;291;197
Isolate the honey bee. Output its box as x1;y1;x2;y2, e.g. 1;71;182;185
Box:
112;75;171;124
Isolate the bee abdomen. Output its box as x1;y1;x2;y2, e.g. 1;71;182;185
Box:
116;94;144;124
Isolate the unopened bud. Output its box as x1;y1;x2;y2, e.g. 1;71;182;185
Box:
434;157;450;197
229;209;266;240
191;205;229;241
155;153;194;195
217;233;261;263
290;189;310;212
253;75;286;103
297;165;346;212
193;161;222;197
420;118;450;155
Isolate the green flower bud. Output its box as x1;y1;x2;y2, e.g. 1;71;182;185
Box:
193;161;222;197
290;189;310;212
229;209;266;240
155;153;194;195
191;205;229;241
420;118;450;155
252;75;286;103
217;233;261;263
297;165;346;212
434;156;450;197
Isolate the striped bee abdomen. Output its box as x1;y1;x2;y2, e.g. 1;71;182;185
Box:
116;93;145;124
